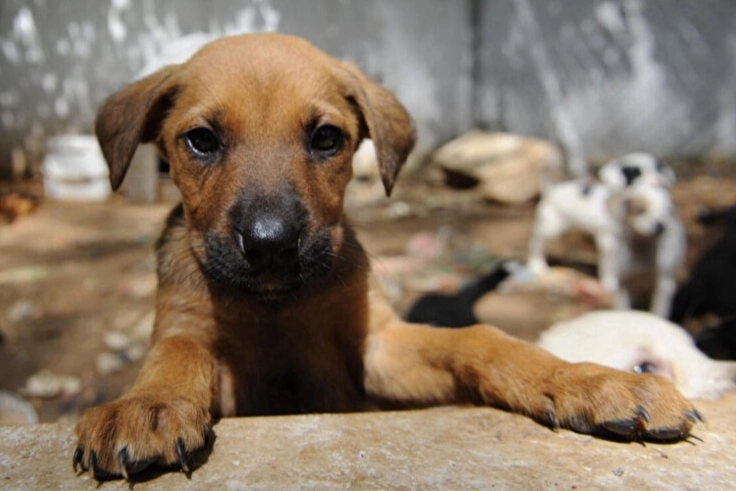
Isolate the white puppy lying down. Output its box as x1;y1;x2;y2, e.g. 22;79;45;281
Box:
538;310;736;400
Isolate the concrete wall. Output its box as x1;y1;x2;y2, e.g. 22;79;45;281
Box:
476;0;736;174
0;0;474;177
0;0;734;177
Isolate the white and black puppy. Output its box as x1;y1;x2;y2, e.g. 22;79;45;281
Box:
537;310;736;400
527;177;685;317
598;152;676;190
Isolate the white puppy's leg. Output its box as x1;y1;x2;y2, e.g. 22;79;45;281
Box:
527;205;565;275
595;233;630;309
651;273;676;317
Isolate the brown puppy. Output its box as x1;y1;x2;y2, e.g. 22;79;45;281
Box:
74;33;700;479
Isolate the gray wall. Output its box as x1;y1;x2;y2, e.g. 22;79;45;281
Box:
0;0;473;177
476;0;736;174
0;0;734;177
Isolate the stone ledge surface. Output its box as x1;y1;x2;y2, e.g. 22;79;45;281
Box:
2;394;735;490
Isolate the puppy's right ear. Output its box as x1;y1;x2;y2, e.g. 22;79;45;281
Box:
95;66;180;190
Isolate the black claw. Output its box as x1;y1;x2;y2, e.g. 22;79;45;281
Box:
176;437;190;473
635;406;651;426
88;450;98;478
203;426;215;447
545;408;558;429
600;418;637;437
73;446;84;472
118;446;130;480
647;425;689;442
686;409;704;424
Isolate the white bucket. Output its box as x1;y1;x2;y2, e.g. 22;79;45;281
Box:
43;135;111;202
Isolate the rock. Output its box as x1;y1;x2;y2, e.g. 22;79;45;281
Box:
96;352;127;375
432;130;563;204
124;342;147;362
23;370;82;399
0;390;38;425
103;331;131;352
2;396;736;489
7;300;35;322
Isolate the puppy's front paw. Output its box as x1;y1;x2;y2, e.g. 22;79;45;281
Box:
541;363;701;441
73;395;214;480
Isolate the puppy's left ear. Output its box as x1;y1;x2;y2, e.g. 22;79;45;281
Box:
340;62;416;196
95;66;180;190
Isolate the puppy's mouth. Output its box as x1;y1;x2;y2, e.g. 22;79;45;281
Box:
200;228;335;300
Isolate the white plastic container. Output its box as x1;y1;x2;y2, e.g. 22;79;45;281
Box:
43;135;111;202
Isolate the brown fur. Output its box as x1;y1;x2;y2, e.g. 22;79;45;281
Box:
74;33;699;480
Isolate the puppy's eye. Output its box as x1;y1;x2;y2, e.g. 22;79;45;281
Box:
634;361;657;374
184;128;222;159
309;125;344;158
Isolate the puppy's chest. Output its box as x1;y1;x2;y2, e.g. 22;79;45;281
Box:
215;322;366;416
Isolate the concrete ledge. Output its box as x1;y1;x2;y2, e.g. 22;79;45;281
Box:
2;394;735;490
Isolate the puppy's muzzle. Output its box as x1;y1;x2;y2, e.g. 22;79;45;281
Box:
235;215;301;273
201;186;334;299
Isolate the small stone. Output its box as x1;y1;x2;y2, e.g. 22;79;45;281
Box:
8;300;34;322
124;343;147;362
103;331;131;351
0;390;38;425
23;370;82;398
431;130;563;204
96;352;126;375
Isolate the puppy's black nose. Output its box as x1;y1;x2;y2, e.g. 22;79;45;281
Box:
236;216;300;271
655;222;666;236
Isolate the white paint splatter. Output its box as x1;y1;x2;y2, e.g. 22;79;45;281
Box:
56;38;71;56
0;91;20;107
13;7;37;42
596;2;625;33
1;40;21;64
54;98;70;118
107;10;127;42
41;73;57;93
12;6;44;63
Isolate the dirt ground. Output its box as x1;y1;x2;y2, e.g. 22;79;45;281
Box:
1;162;736;423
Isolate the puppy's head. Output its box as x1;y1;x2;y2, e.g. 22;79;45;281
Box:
598;153;676;190
617;184;676;236
96;33;415;299
539;310;736;400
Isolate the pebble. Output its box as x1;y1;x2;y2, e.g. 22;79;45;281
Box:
103;331;131;351
8;300;34;322
96;352;126;375
0;390;38;425
23;370;82;398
